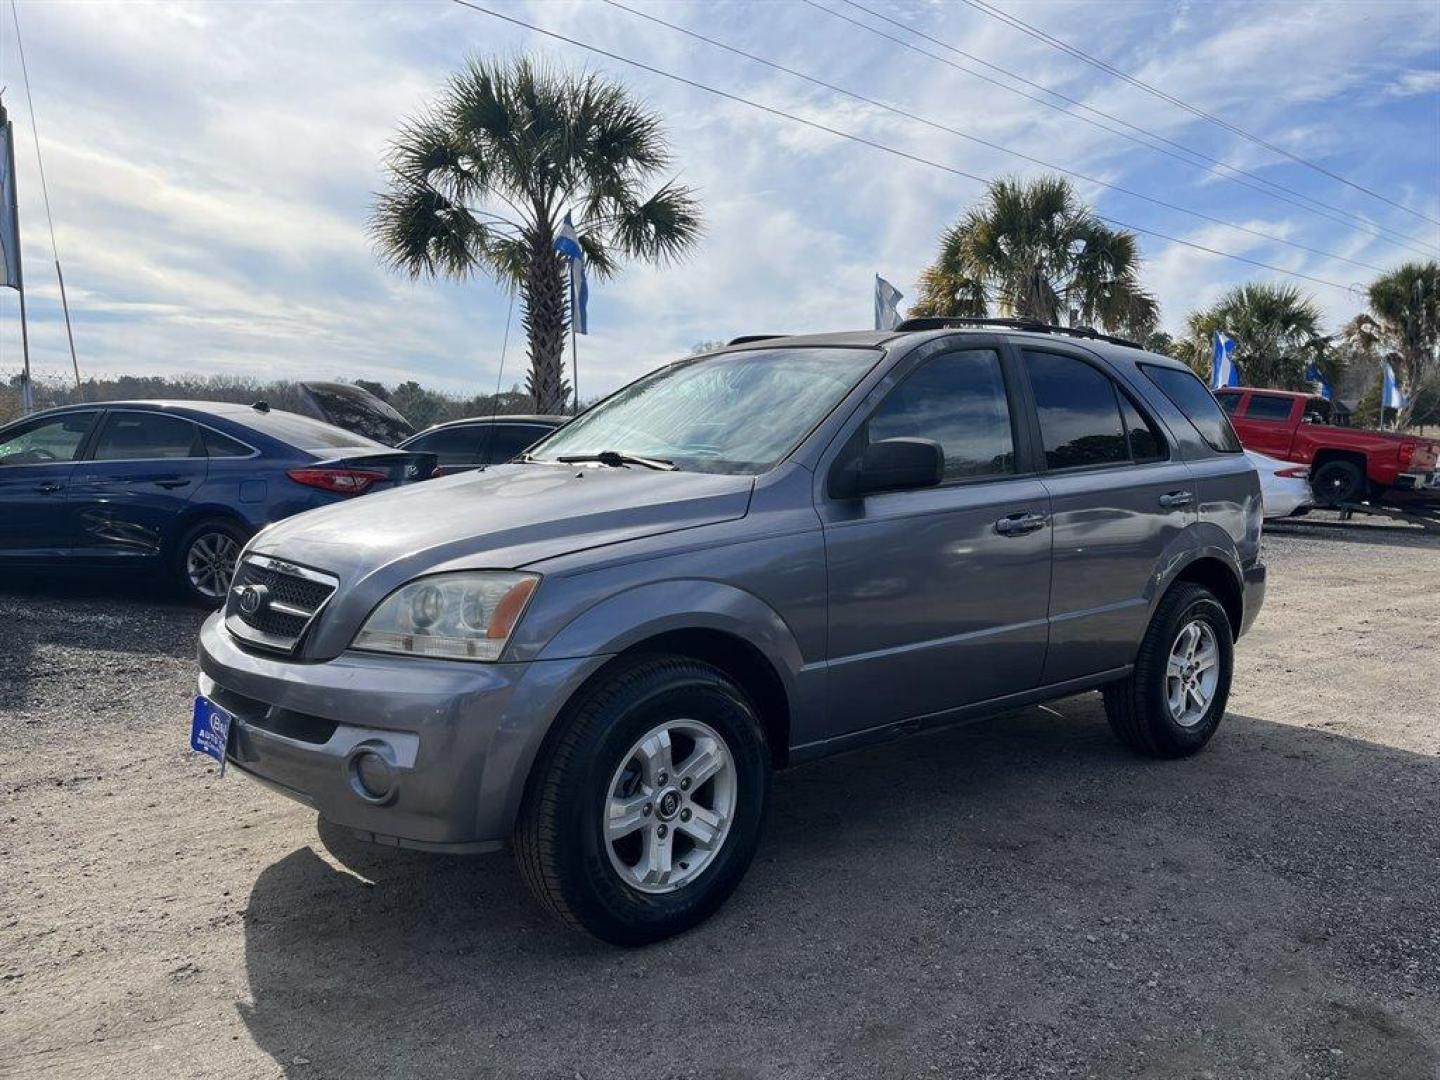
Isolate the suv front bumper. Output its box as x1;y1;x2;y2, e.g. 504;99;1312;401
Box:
196;614;607;851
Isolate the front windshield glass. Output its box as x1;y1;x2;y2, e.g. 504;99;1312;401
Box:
529;347;881;474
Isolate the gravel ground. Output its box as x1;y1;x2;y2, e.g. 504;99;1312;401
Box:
2;517;1438;1079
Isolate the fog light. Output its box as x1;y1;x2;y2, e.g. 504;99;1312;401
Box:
349;746;397;804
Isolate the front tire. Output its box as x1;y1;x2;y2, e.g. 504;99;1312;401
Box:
1103;583;1233;759
515;656;772;946
174;519;247;607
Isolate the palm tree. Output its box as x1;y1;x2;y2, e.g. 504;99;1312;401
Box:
371;58;702;413
910;176;1158;337
1183;282;1324;388
1353;261;1439;427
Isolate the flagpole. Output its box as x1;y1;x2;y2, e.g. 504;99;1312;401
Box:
569;267;579;415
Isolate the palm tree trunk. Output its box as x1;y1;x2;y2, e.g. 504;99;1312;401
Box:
522;247;571;414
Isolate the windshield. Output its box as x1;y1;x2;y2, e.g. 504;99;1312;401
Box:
528;346;880;474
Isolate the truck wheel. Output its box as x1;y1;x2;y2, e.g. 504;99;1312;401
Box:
1103;583;1233;759
1311;459;1364;505
174;518;247;607
515;656;772;946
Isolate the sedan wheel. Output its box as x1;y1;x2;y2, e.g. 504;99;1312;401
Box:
185;531;241;601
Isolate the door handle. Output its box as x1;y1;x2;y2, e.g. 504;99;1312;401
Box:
1158;490;1193;509
34;481;63;494
154;478;193;489
995;511;1048;536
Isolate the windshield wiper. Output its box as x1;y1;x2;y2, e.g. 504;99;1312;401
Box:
556;450;677;471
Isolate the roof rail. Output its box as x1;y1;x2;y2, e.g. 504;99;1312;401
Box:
893;316;1142;350
727;334;788;346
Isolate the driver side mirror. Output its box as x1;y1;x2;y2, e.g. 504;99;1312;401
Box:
834;437;945;498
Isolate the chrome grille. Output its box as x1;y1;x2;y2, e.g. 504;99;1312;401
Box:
225;554;338;654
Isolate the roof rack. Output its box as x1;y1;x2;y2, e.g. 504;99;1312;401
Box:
893;316;1142;350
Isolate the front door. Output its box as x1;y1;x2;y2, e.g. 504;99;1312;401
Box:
1019;348;1197;683
819;344;1052;738
0;411;100;558
67;410;208;560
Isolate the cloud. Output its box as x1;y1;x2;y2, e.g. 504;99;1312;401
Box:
2;0;1436;399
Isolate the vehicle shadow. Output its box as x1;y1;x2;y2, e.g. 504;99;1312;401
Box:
1266;516;1440;550
0;569;207;710
237;697;1440;1079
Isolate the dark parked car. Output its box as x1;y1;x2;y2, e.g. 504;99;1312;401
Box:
398;414;566;476
196;320;1265;944
0;401;435;603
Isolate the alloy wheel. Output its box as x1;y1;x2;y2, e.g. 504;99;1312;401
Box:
1165;619;1219;727
186;532;240;599
604;719;737;894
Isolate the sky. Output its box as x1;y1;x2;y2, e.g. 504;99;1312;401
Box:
1;0;1437;400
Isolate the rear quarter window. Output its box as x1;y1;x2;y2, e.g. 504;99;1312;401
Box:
1140;364;1243;453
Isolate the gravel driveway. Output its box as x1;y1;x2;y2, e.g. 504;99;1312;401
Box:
3;520;1438;1079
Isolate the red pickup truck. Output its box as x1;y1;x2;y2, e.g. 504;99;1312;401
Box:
1216;388;1440;504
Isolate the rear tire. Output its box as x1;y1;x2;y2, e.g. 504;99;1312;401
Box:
515;655;771;946
174;519;247;607
1311;459;1364;505
1103;584;1233;759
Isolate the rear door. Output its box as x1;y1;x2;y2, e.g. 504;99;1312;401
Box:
1020;347;1195;684
0;410;100;557
1235;392;1298;458
819;342;1052;736
67;410;208;560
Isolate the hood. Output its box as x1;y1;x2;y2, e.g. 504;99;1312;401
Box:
249;462;754;587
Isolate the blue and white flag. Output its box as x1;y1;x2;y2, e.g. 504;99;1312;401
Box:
1382;361;1405;412
553;212;588;335
1304;361;1333;401
1210;330;1241;390
0;107;22;291
874;275;904;331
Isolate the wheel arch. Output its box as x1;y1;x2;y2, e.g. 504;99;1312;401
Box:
164;504;257;562
1168;556;1243;640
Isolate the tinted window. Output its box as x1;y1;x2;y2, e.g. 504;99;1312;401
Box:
241;409;385;452
92;412;199;461
407;426;480;465
204;428;253;458
1025;351;1128;470
0;412;96;465
479;424;553;464
1245;394;1295;421
1119;392;1166;462
1141;365;1244;453
1217;392;1242;415
867;349;1014;480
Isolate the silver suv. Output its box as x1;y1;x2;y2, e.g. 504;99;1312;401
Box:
195;320;1265;944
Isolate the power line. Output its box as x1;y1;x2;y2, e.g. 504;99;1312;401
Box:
956;0;1440;228
812;0;1439;257
601;0;1392;275
447;0;1356;293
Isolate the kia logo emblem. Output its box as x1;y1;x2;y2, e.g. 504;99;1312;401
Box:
236;584;269;616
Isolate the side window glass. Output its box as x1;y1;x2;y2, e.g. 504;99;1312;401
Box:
1244;395;1294;421
1217;393;1242;415
1024;351;1128;470
0;412;96;465
204;429;253;458
866;348;1015;480
483;425;551;463
1119;392;1167;462
409;427;479;465
1141;365;1244;453
92;413;200;461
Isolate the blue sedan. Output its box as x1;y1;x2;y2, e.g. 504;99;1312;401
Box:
0;400;435;603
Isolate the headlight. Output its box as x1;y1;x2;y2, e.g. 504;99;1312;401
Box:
351;572;539;661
